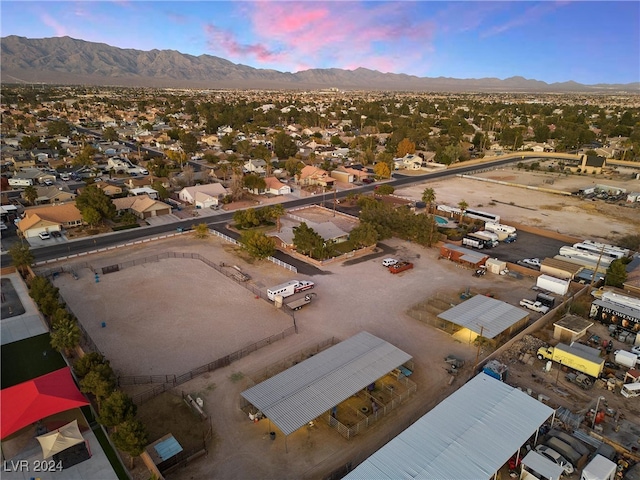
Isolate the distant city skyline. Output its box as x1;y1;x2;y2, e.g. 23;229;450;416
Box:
1;1;638;85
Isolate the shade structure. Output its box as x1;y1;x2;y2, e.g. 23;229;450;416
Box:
36;419;85;459
1;367;89;439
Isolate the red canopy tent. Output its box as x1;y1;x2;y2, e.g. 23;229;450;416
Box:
1;367;89;439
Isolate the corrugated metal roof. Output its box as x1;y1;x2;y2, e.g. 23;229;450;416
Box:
521;451;565;480
437;295;529;339
344;374;554;480
241;331;412;436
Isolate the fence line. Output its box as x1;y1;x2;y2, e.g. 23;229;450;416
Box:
125;326;297;404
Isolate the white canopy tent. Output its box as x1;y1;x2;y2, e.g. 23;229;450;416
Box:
36;420;85;459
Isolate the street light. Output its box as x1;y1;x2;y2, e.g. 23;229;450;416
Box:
592;396;606;429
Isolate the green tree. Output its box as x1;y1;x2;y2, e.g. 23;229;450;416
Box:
8;243;34;275
49;315;81;356
605;259;628;288
458;199;468;223
292;222;324;257
98;391;137;429
103;126;118;142
274;131;297;159
80;364;117;408
72;145;98;167
19;135;41;150
240;230;276;259
220;134;234;151
82;207;102;227
47;120;71;136
376;184;395;195
76;185;116;222
28;276;60;316
243;174;266;192
151;181;169;200
179;132;199;155
284;158;304;178
234;208;261;229
266;204;285;232
74;352;108;378
348;222;379;248
111;420;148;469
193;223;209;239
374;161;391;179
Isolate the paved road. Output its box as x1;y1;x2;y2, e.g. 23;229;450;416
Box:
0;154;543;266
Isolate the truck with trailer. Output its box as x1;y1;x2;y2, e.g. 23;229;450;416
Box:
267;280;307;301
294;280;315;293
484;222;517;242
537;342;604;378
389;261;414;274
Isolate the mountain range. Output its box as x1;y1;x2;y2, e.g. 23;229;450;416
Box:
1;35;638;93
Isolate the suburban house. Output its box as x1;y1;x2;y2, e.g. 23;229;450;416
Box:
17;203;83;238
299;165;335;188
244;159;267;175
270;220;349;249
263;177;291;196
178;183;228;208
94;181;123;197
33;186;76;205
112;194;172;219
8;169;56;187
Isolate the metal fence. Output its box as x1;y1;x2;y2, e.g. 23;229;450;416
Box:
321;376;417;440
125;326;297;404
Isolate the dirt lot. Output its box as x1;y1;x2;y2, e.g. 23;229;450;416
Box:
43;165;640;480
396;164;639;241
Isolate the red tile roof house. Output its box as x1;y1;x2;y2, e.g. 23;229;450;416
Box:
299;166;335;188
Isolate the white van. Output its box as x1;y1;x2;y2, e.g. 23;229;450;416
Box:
382;258;398;267
621;382;640;398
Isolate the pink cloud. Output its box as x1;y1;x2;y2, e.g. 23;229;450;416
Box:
40;13;68;37
204;24;285;63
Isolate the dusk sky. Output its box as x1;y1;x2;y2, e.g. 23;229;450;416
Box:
2;1;638;85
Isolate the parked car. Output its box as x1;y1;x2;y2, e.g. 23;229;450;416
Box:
43;179;53;186
521;258;541;268
51;230;62;238
59;173;70;181
382;258;398;267
519;299;550;314
362;178;374;184
535;445;574;475
38;231;51;240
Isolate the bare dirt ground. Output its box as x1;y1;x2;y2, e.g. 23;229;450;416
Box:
395;165;639;241
44;165;640;480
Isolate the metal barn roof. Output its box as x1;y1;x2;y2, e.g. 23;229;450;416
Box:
437;294;529;339
344;374;554;480
241;331;412;436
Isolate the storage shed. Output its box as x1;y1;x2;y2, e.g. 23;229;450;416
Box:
439;243;489;268
581;454;617;480
485;258;507;275
553;315;594;343
541;257;583;280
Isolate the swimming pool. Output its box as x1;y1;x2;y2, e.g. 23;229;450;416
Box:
435;215;449;225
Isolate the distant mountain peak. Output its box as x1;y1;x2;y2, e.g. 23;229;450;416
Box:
1;35;637;93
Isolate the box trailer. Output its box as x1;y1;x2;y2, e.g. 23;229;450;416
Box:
536;274;570;296
462;236;484;249
581;454;617;480
485;258;507;275
537;342;604;378
536;292;556;308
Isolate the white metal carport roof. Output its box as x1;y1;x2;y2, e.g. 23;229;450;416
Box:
437;294;529;339
521;451;565;480
344;374;554;480
241;331;412;436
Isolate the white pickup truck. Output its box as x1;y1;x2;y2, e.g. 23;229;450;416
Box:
519;299;550;314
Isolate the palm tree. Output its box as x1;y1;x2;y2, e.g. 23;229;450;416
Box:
24;185;38;205
269;204;286;233
421;188;436;214
458;199;468;223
